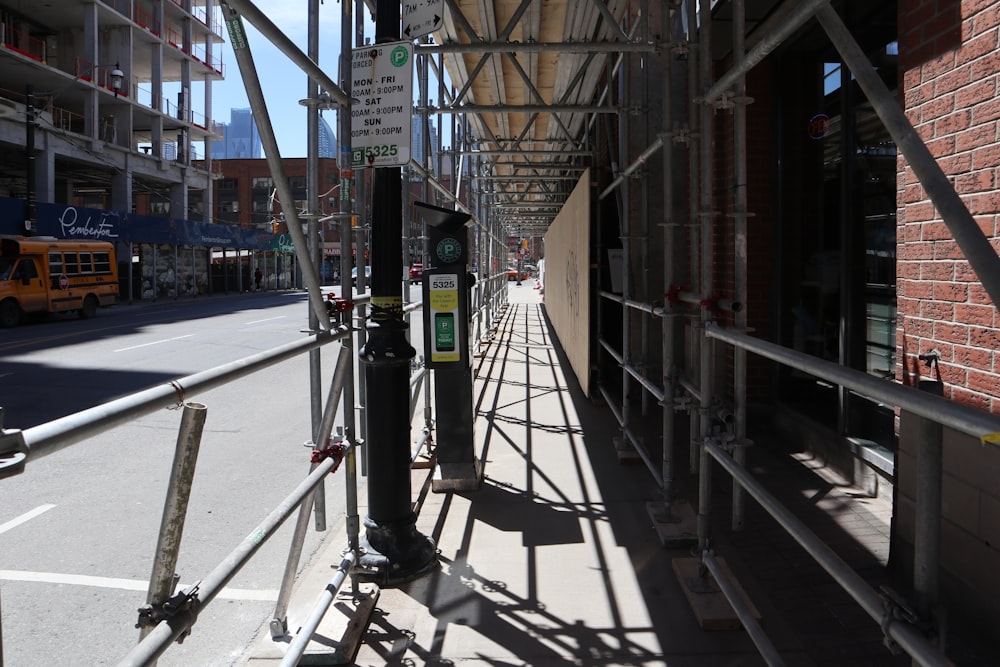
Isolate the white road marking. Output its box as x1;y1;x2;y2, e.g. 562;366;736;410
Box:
0;504;56;535
244;316;286;325
113;334;195;352
0;571;278;601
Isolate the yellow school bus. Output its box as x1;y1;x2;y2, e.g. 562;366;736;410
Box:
0;236;119;327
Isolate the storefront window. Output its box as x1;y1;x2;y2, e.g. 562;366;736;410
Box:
777;8;897;447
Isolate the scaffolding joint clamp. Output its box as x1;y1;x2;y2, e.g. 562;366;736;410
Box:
326;294;354;316
311;441;346;473
0;428;28;479
135;584;202;643
702;430;724;451
713;91;735;110
664;284;682;307
878;585;932;655
673;130;692;145
715;432;738;452
669;41;689;57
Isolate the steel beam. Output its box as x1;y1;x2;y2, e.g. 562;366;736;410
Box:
417;41;658;54
427;104;618;114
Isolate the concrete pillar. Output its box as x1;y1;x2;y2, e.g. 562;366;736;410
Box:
169;183;188;220
112;167;132;214
34;148;56;204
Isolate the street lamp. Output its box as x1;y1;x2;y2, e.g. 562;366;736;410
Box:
109;62;125;96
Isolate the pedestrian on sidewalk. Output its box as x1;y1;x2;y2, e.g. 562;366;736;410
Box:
254;267;263;291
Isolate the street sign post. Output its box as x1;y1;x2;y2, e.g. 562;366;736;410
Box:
350;41;413;168
403;0;444;40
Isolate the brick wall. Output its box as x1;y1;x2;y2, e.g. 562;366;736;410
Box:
897;0;1000;411
895;0;1000;638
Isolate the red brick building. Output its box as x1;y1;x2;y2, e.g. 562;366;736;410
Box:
208;157;342;231
893;0;1000;635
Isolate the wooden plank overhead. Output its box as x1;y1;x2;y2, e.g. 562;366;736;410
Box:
427;0;635;227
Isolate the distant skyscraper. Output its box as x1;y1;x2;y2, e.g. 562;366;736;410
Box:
211;108;262;159
318;115;337;158
411;117;439;168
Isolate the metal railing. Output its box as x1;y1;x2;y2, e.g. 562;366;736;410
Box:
0;22;46;61
591;2;1000;666
700;324;1000;667
0;266;509;664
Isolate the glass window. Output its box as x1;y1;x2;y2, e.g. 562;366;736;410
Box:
823;63;842;95
15;260;38;280
777;11;897;447
94;252;111;273
48;252;63;276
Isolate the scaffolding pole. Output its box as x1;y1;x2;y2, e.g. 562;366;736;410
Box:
217;0;330;328
695;0;716;552
659;2;680;523
730;0;751;532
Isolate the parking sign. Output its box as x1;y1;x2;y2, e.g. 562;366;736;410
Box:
351;41;413;168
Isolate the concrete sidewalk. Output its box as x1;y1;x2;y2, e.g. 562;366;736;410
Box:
243;284;936;666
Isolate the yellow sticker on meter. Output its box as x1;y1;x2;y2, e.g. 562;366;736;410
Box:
429;290;458;311
429;273;460;362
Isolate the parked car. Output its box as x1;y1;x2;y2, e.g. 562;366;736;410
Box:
408;263;423;283
507;267;528;281
351;266;372;286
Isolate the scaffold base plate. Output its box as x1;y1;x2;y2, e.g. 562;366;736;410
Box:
672;557;760;631
294;584;380;665
647;499;698;548
613;436;642;464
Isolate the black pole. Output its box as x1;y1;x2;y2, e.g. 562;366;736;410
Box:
25;85;36;236
357;0;436;583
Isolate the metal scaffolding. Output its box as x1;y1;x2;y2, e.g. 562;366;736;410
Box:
9;0;998;663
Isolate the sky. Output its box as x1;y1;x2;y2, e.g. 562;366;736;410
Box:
202;0;376;158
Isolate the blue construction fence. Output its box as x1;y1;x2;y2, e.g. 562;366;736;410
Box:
0;197;306;300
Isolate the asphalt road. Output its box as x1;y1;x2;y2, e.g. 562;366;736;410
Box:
0;287;420;666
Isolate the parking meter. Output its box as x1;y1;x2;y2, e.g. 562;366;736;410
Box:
417;202;472;368
414;202;480;491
